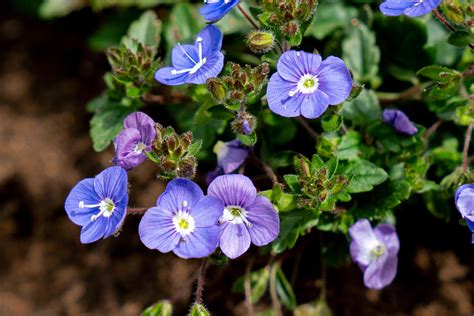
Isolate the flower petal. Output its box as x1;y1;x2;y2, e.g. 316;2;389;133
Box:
363;255;398;290
373;224;400;257
80;217;107;244
198;25;223;55
349;219;379;268
317;56;352;105
379;0;417;16
113;128;146;170
208;174;257;208
103;205;127;238
139;206;181;253
300;89;329;119
155;66;191;86
383;109;418;136
199;0;239;22
219;222;251;259
173;225;220;258
123;111;156;145
93;166;128;202
267;73;301;118
217;140;249;174
157;178;204;211
187;51;224;85
455;184;474;221
277;50;322;82
246;196;280;246
172;44;199;69
404;0;441;17
189;196;223;228
65;178;100;226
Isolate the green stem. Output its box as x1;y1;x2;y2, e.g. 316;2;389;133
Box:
463;123;473;173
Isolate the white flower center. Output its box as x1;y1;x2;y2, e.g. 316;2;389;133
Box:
288;74;319;97
134;142;147;154
79;198;116;221
171;37;207;76
371;243;386;257
220;205;252;227
173;207;196;236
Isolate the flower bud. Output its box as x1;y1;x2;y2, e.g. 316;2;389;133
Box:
206;78;226;102
164;134;180;153
176;156;197;179
231;111;257;135
246;30;275;54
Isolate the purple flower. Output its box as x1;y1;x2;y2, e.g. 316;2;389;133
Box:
455;184;474;243
139;179;223;259
214;140;249;174
267;50;352;119
242;120;252;135
208;175;280;259
383;109;418;136
200;0;240;22
155;25;224;86
113;112;156;170
380;0;441;17
349;219;399;290
64;166;129;244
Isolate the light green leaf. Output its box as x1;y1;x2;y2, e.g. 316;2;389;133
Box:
306;1;357;39
344;160;388;193
341;89;381;126
141;300;173;316
39;0;84;19
275;267;297;310
122;10;162;51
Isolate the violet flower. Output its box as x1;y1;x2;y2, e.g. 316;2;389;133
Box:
64;166;129;244
139;179;223;259
380;0;441;17
155;25;224;86
214;140;249;174
349;219;399;290
113;112;156;170
455;184;474;243
267;50;352;119
383;109;418;136
200;0;240;22
208;174;280;259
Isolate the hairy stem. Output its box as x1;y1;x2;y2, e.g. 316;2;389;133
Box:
195;258;208;305
244;260;255;316
126;207;147;215
237;4;259;29
250;152;279;184
463;123;473;173
462;65;474;79
432;9;474;50
297;117;318;140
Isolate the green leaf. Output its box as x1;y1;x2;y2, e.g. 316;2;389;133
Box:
284;174;301;193
187;140;202;156
417;65;459;81
39;0;84;19
341;89;381;126
189;304;210;316
342;23;380;86
272;210;319;253
321;113;343;132
337;131;362;161
306;1;357;39
122;10;162;52
141;301;173;316
343;160;388;193
446;30;474;47
165;3;205;52
232;267;270;303
275;267;297;310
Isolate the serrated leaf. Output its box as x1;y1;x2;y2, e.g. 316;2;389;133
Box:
188;140;202;156
189;304;210;316
343;160;388;193
342;23;380;86
122;10;161;52
141;300;172;316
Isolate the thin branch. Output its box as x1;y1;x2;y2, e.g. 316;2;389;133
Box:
237;3;259;30
462;65;474;78
423;119;443;140
432;9;474;50
244;260;255;316
296;117;318;140
377;84;424;104
195;258;208;305
463;123;473;173
250;152;279;184
126;207;147;215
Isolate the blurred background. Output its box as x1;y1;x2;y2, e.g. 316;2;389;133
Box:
0;0;473;315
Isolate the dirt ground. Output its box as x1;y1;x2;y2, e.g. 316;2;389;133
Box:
0;3;472;316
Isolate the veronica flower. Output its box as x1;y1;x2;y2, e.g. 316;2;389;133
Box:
155;25;224;86
383;109;418;136
380;0;441;17
455;184;474;243
200;0;240;22
139;179;223;259
349;219;399;290
267;50;352;119
214;140;249;174
64;166;128;244
208;174;280;259
113;112;156;170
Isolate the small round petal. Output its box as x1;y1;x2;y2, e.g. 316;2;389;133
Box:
404;0;441;17
123;111;156;145
200;0;240;22
219;222;251;259
172;44;199;69
277;51;322;82
373;224;400;257
187;51;225;85
217;140;249;174
198;25;223;55
246;196;280;246
379;0;417;16
80;217;108;244
364;255;398;290
300;89;330;119
455;184;474;221
155;66;191;86
208;174;257;208
267;73;301;118
349;219;379;268
173;225;220;258
139;206;181;253
114;128;146;170
93;166;128;202
65;178;101;226
317;56;353;105
189;195;224;228
383;109;418;136
157;178;204;211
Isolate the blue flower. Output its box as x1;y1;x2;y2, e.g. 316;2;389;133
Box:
214;139;249;174
383;109;418;136
155;25;224;86
200;0;240;22
139;179;223;259
267;50;352;119
64;167;128;244
455;184;474;243
380;0;441;17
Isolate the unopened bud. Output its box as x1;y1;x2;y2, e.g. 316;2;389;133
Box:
177;156;197;179
246;30;275;54
206;78;226;102
232;111;257;135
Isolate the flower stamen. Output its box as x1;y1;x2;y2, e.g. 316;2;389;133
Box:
79;198;116;221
